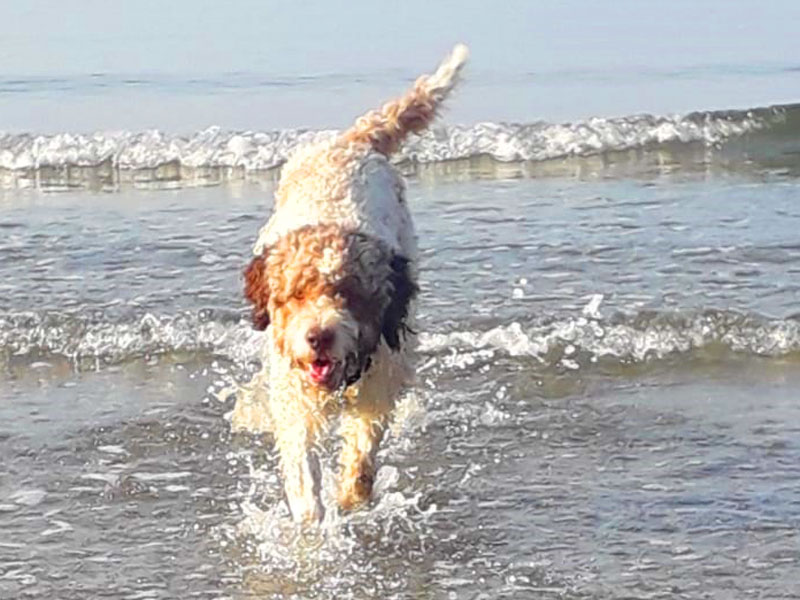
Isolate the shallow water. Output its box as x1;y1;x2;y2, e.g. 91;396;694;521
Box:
3;4;800;593
2;148;800;597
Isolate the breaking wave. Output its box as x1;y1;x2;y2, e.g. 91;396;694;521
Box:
0;103;795;186
2;307;798;372
0;310;262;367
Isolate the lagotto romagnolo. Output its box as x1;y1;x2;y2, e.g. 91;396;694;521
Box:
242;44;468;523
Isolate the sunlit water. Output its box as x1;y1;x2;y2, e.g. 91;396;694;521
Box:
2;142;800;597
3;5;800;593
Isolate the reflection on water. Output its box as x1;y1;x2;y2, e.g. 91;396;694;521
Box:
2;153;800;597
2;352;800;598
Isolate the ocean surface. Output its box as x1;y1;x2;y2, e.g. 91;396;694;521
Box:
3;4;800;598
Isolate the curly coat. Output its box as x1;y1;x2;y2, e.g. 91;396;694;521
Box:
239;45;467;523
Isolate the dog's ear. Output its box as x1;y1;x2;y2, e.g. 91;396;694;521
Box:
243;253;271;330
381;254;417;350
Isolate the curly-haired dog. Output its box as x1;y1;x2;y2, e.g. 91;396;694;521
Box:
243;44;468;523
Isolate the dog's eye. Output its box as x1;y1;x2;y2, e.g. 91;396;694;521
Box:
293;290;305;300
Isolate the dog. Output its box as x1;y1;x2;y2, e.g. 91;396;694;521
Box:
243;44;468;523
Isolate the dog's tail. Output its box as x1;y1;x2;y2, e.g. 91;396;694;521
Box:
341;43;469;156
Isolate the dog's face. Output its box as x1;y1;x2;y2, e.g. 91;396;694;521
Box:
244;224;415;391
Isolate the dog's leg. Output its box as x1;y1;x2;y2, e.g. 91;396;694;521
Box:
273;417;325;523
337;345;409;511
268;368;328;524
337;409;386;511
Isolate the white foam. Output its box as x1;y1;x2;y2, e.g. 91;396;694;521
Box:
1;306;799;374
419;310;800;367
0;104;784;185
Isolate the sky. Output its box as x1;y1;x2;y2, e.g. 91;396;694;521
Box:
1;0;798;131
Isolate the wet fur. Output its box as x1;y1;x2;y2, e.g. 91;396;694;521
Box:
241;45;467;523
244;224;416;364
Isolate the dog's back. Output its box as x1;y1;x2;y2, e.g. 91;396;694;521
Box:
253;44;469;257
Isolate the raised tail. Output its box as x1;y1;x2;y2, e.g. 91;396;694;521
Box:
341;43;469;155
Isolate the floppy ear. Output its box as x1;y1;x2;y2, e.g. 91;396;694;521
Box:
243;253;271;330
381;254;417;350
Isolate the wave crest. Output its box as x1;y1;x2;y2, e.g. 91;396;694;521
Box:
1;308;798;372
0;310;262;367
421;310;800;370
1;103;791;185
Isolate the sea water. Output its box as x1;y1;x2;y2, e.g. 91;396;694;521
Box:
2;2;800;598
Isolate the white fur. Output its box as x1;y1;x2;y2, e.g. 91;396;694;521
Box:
238;44;468;523
254;148;416;259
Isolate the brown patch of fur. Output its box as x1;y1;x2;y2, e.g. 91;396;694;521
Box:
243;224;416;361
243;254;271;330
338;469;374;511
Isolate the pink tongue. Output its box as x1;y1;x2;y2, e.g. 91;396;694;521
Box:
309;362;332;382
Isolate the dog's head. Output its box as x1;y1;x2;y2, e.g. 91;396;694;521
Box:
244;224;416;390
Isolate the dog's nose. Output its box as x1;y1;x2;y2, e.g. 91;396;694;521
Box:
306;327;335;351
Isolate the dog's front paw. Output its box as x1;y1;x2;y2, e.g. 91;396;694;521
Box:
338;469;374;511
286;491;325;525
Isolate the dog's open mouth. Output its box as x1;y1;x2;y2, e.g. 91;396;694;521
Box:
308;358;338;387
